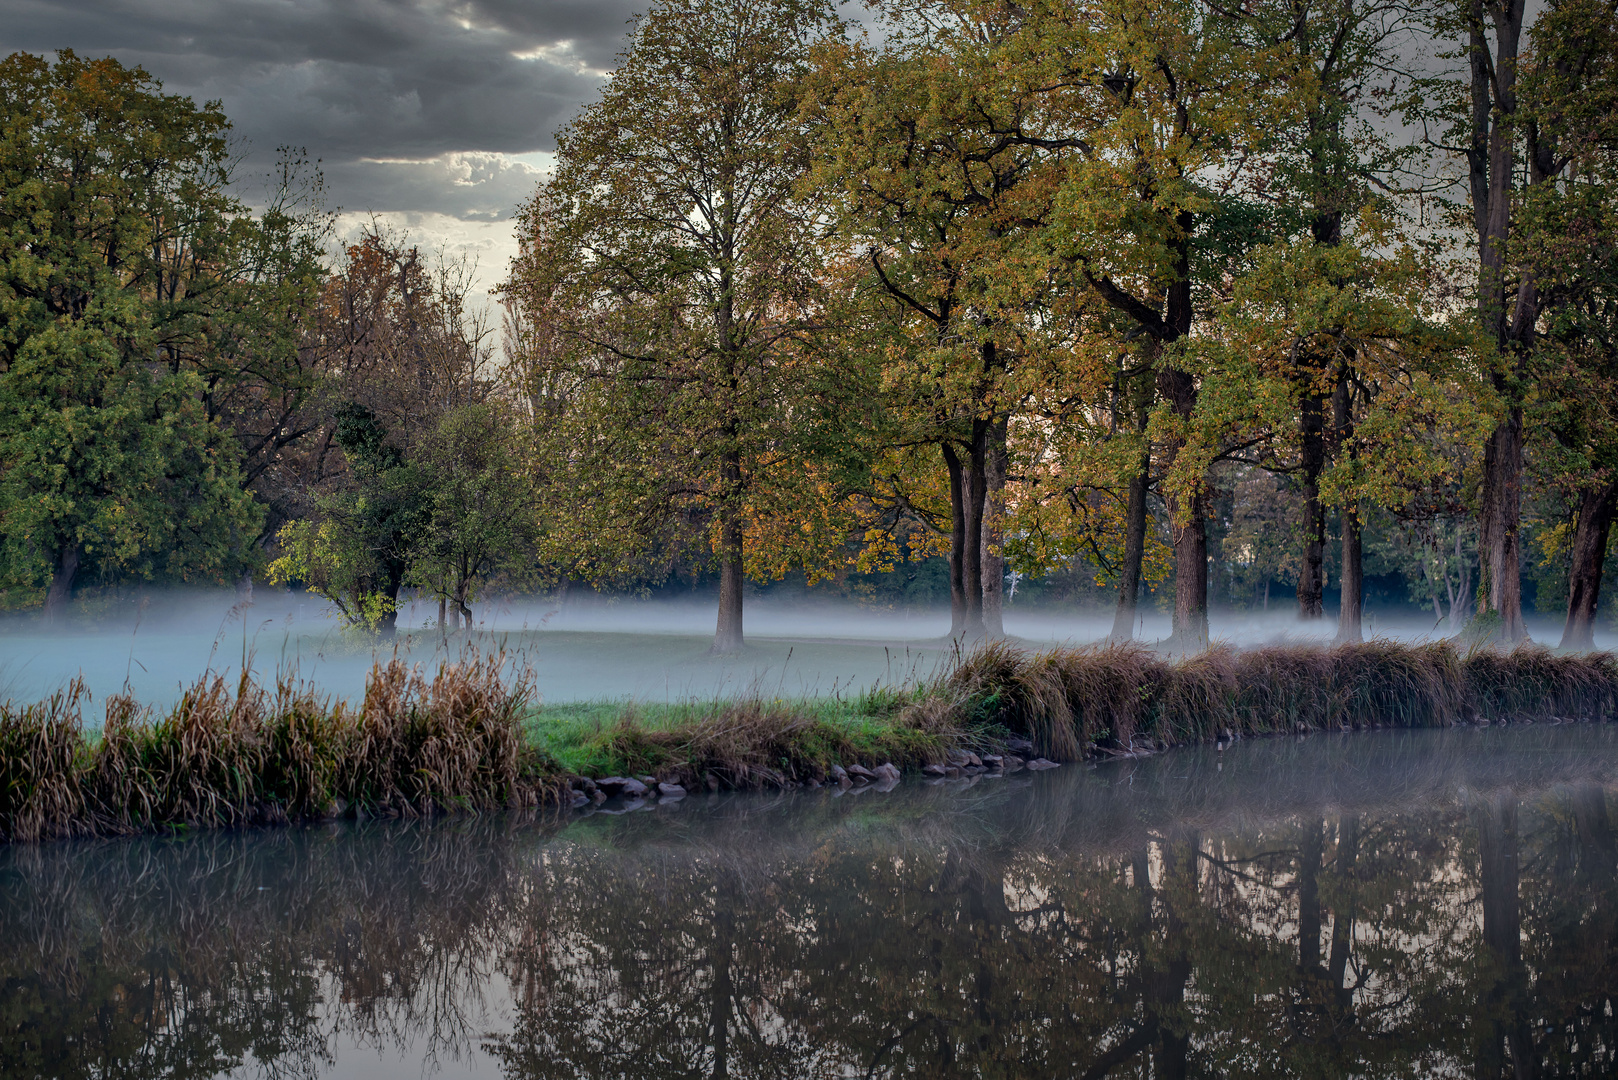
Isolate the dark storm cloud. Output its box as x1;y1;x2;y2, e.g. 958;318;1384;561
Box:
1;0;637;214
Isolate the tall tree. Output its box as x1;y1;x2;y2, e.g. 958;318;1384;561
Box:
1512;0;1618;649
809;0;1087;640
1428;0;1618;641
268;229;498;634
1048;0;1296;648
504;0;852;653
0;52;261;617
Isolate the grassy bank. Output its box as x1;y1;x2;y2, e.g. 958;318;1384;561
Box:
4;639;1618;842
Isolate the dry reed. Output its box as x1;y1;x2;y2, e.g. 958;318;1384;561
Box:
0;653;558;843
944;639;1618;760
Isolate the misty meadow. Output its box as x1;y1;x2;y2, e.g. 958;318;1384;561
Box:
2;0;1618;1075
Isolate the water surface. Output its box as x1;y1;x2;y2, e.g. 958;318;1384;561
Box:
4;724;1617;1077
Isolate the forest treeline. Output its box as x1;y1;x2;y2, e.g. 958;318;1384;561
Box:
1;0;1615;652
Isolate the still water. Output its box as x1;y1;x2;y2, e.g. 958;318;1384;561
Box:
4;724;1617;1078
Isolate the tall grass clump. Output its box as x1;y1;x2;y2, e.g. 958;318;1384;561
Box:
0;681;89;843
943;640;1618;760
0;653;559;843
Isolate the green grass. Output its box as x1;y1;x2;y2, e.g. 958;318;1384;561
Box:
526;688;963;783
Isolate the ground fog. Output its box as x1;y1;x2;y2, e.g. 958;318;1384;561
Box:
0;588;1607;716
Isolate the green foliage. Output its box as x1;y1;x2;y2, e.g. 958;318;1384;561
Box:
0;51;284;609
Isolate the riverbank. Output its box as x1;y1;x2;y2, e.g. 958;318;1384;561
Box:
3;639;1616;841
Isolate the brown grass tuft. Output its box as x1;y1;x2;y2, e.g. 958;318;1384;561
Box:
941;640;1618;761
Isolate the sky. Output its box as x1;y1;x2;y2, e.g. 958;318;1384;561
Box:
1;0;646;300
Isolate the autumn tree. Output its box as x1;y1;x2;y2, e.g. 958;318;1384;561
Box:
1228;0;1433;636
1418;0;1618;642
809;0;1096;640
1039;0;1298;648
269;229;501;634
502;0;856;653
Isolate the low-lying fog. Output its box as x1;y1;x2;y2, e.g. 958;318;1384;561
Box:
0;588;1609;717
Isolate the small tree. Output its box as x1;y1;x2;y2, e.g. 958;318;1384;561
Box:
413;404;543;629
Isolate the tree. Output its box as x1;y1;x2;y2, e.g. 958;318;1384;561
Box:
809;0;1088;640
268;229;499;634
413;403;543;630
0;51;261;617
1234;0;1430;636
1422;0;1618;642
1508;0;1618;649
1045;0;1299;648
502;0;854;654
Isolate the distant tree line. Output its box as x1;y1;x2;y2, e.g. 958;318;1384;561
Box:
1;0;1615;652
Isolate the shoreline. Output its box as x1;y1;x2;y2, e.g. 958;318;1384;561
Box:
3;639;1616;843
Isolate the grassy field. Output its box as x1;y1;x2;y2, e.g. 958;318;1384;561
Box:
4;638;1617;843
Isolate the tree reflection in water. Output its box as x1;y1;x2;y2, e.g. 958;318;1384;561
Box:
3;725;1617;1078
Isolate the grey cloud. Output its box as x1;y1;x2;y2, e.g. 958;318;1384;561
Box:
323;153;547;220
0;0;636;216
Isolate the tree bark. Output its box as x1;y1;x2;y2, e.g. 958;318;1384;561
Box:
1337;506;1364;644
1110;456;1151;642
44;541;80;622
1333;373;1363;643
943;443;968;637
960;421;988;641
981;415;1008;638
1561;479;1617;650
713;448;745;654
1158;361;1207;650
1158;228;1205;650
378;558;406;638
1479;408;1528;641
1298;389;1327;620
1468;0;1531;645
1169;492;1209;650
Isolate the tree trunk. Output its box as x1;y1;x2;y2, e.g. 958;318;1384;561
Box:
943;443;968;637
1169;492;1209;650
980;416;1008;638
1561;479;1617;650
1337;505;1364;644
44;541;80;622
1110;457;1151;642
1479;408;1528;642
1298;389;1327;619
378;559;406;638
1468;0;1530;647
960;422;988;641
1333;373;1362;643
713;451;745;655
1155;256;1205;650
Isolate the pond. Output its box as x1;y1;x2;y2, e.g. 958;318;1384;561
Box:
3;723;1616;1078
